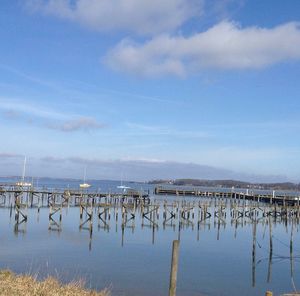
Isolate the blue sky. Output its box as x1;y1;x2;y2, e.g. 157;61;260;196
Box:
0;0;300;182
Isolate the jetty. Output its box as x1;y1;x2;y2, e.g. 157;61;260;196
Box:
0;183;299;239
154;186;300;205
0;185;150;205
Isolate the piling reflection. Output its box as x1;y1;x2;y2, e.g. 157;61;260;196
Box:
267;215;273;283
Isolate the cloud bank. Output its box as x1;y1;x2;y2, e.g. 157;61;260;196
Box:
105;21;300;77
27;0;202;35
0;152;290;183
0;153;22;159
37;156;288;182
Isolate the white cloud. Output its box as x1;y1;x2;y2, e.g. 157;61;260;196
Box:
0;98;68;120
125;122;209;139
105;21;300;77
27;0;202;35
0;98;106;133
47;116;106;132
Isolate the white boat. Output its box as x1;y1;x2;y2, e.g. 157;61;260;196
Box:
117;174;130;191
80;183;91;188
117;185;130;189
16;156;32;187
16;181;32;187
80;167;91;188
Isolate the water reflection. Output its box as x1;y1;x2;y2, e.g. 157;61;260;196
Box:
2;195;300;295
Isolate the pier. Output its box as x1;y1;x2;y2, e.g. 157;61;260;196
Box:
0;184;299;240
1;185;300;230
154;186;300;205
0;185;150;207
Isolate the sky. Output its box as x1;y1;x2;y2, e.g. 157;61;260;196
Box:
0;0;300;182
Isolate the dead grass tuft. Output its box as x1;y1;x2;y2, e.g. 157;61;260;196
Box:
0;270;110;296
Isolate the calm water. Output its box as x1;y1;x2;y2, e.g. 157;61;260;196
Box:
0;177;299;296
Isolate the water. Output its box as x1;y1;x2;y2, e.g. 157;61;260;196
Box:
0;177;299;295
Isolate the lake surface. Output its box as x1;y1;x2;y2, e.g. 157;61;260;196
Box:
0;177;299;295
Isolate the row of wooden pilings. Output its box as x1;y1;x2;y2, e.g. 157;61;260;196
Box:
12;196;300;231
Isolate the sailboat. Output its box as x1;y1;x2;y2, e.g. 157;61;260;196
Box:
16;156;32;187
80;166;91;188
117;173;130;191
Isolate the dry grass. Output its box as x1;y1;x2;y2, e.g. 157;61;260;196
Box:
0;270;110;296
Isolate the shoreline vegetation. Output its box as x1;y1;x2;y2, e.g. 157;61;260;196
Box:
149;179;300;191
0;270;109;296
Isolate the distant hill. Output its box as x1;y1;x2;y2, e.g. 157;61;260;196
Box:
148;179;300;191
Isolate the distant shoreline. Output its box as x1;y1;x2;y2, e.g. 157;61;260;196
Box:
0;175;299;191
149;178;300;191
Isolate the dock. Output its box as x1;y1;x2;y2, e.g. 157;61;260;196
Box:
0;185;150;206
154;186;300;205
0;184;299;238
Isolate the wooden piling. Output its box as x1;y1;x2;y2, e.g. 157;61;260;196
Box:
169;240;180;296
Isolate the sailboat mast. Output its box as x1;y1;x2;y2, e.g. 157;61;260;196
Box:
22;156;26;182
83;166;87;183
79;166;91;188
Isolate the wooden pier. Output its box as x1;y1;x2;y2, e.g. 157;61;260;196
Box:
1;184;299;240
0;186;150;207
154;186;300;205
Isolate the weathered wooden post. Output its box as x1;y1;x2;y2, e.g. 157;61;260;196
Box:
169;240;180;296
